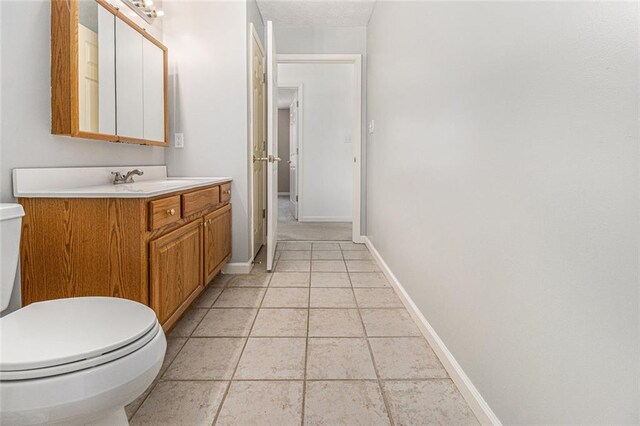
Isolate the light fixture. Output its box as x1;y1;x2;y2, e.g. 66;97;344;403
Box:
122;0;164;24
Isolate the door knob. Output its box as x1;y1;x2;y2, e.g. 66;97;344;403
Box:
253;155;269;162
268;155;282;163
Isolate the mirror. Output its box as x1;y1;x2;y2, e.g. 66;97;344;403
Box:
78;0;116;134
52;0;168;145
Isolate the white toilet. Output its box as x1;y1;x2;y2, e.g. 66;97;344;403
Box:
0;203;167;425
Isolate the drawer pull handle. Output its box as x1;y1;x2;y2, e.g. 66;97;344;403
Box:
167;208;176;216
223;190;231;195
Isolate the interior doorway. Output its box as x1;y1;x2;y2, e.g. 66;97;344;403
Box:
276;55;362;242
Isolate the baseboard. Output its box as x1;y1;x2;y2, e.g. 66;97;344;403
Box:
299;216;352;222
363;237;502;426
278;192;290;196
221;261;252;274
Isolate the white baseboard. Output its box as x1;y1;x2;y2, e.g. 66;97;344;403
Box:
299;216;352;222
221;261;252;274
278;192;290;196
363;237;502;426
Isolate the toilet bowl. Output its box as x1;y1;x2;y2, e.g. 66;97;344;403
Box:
0;204;166;425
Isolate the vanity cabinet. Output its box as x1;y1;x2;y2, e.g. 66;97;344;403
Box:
19;182;232;331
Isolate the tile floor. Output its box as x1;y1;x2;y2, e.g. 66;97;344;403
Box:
127;242;478;425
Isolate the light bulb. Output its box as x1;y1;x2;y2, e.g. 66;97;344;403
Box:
155;10;165;16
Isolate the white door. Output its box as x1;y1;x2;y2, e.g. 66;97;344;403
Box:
289;95;298;219
266;21;279;271
251;29;266;257
78;24;99;133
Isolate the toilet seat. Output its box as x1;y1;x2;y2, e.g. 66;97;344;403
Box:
0;297;160;381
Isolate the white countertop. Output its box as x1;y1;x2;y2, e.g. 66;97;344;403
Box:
13;166;232;199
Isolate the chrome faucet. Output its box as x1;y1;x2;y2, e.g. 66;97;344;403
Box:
111;169;144;184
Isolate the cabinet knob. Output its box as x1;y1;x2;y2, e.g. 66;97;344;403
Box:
167;208;176;216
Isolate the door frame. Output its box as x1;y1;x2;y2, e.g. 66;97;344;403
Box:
248;23;266;261
277;54;363;243
277;84;303;221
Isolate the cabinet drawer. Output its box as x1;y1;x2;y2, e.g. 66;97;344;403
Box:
182;186;220;217
220;183;231;204
149;195;181;230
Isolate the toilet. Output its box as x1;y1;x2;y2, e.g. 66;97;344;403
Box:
0;204;166;425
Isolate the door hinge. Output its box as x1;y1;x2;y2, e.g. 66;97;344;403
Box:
262;209;266;219
262;72;266;84
296;195;298;202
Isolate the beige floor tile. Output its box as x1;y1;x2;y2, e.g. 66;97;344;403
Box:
279;250;312;260
353;288;403;308
131;381;226;426
340;242;368;251
383;380;479;425
310;272;351;287
278;241;312;251
369;337;448;379
235;338;306;379
213;287;266;308
270;272;310;287
312;242;341;251
168;308;207;337
209;273;234;288
309;309;364;337
251;309;308;336
163;338;245;380
276;260;311;272
360;309;421;337
349;272;390;288
192;309;257;337
312;260;347;272
228;273;271;287
310;288;357;308
346;260;381;272
306;338;377;379
311;250;343;260
217;381;303;426
304;381;391;426
261;287;309;308
193;286;223;308
342;250;373;260
126;337;187;418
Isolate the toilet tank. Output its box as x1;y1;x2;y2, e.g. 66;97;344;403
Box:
0;204;25;312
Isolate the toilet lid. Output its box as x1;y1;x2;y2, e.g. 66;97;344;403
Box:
0;297;158;372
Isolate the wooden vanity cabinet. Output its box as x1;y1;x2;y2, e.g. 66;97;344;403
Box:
19;181;232;331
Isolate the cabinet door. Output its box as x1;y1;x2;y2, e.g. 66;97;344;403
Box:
115;17;143;139
150;220;203;326
204;204;232;284
142;37;166;142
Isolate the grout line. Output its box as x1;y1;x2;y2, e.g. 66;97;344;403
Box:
209;270;273;426
348;250;397;426
300;243;313;426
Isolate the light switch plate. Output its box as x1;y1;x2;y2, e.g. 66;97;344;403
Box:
174;133;184;148
368;120;375;134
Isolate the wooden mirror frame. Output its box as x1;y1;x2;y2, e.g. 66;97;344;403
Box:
51;0;169;146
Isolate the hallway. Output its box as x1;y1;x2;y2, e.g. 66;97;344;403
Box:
278;195;351;241
126;242;478;425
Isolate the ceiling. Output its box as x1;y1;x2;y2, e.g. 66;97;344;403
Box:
256;0;376;27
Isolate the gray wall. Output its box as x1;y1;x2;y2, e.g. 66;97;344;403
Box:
366;2;639;423
163;1;254;264
278;109;290;193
